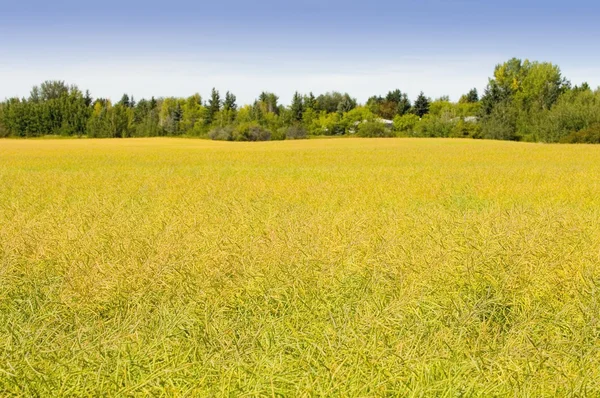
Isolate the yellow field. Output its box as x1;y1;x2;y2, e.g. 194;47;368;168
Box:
1;138;600;396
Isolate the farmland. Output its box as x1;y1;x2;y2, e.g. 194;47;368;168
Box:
1;137;600;396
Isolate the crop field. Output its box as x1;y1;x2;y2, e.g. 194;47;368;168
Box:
1;137;600;396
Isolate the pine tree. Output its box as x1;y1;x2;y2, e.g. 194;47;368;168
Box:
290;91;304;122
304;92;316;110
223;92;237;112
386;89;402;104
84;90;93;107
460;88;479;104
397;93;411;116
206;88;221;125
119;94;131;108
413;92;430;117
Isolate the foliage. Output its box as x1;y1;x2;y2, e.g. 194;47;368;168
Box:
559;123;600;143
481;101;519;140
290;92;304;122
412;92;430;117
208;125;235;141
315;92;356;114
459;88;479;103
282;125;308;140
232;122;272;141
356;121;392;137
450;118;483;138
367;90;412;119
1;60;600;143
393;114;420;135
414;114;454;137
480;58;570;141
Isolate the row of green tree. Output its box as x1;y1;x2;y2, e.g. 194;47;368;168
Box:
1;58;599;143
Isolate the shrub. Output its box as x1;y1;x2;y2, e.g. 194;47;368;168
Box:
309;111;343;135
284;125;308;140
393;114;420;136
208;126;234;141
356;121;393;137
273;128;286;141
481;101;519;141
233;122;271;141
450;119;483;139
559;124;600;143
534;89;600;142
414;115;454;138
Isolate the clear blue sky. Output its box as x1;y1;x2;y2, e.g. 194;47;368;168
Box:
1;0;599;105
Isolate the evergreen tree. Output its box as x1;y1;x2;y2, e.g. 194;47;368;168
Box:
304;92;316;110
290;91;304;122
223;91;237;112
84;90;93;107
397;93;411;116
413;92;430;117
460;88;479;103
119;94;131;108
206;88;221;125
386;89;402;104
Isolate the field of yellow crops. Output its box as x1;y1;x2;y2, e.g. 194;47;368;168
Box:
1;137;600;396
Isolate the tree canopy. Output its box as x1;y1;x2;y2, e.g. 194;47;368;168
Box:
1;58;598;143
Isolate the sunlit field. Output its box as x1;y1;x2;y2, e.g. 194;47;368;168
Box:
1;137;600;396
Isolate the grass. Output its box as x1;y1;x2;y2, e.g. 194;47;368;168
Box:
1;137;600;396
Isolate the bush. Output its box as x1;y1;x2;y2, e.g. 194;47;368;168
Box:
233;122;271;141
273;128;286;141
481;101;519;141
284;125;308;140
534;89;600;142
450;119;482;139
559;124;600;143
414;115;454;138
309;112;343;135
356;121;393;137
393;114;420;136
208;126;234;141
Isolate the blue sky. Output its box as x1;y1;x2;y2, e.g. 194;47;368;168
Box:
1;0;599;105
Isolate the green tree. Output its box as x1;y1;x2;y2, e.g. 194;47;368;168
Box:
304;92;316;110
206;88;221;125
337;94;357;115
40;80;69;101
258;92;279;114
181;94;206;135
290;91;304;122
160;97;184;135
393;114;420;135
223;91;237;112
459;88;479;103
413;92;430;117
119;94;130;107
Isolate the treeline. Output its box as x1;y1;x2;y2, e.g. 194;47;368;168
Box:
1;58;600;143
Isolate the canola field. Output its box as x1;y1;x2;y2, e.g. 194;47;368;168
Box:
1;137;600;396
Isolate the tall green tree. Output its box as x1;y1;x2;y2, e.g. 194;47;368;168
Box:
258;92;279;114
304;92;316;110
290;91;304;122
223;91;237;112
413;92;430;117
460;88;479;103
206;88;221;125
